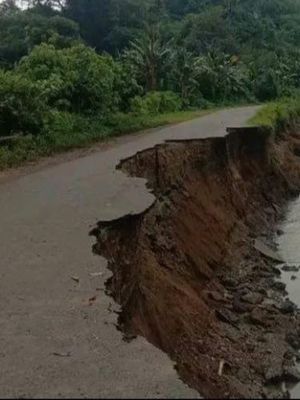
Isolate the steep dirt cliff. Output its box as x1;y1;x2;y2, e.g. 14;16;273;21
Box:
91;127;300;398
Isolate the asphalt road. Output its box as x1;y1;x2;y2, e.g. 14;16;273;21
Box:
0;106;259;398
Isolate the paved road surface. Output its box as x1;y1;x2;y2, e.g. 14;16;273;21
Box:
0;107;259;398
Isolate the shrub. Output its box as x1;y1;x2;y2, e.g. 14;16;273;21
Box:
250;95;300;134
41;110;110;150
0;69;45;137
18;43;119;115
130;91;182;114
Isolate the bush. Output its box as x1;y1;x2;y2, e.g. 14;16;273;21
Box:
18;43;119;115
250;95;300;134
130;91;182;115
114;60;143;112
41;111;109;150
0;69;45;137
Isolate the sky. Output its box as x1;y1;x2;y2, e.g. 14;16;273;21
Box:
0;0;28;8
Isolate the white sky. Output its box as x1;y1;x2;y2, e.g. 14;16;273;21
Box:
0;0;28;8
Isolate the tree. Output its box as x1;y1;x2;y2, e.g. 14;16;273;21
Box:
181;6;238;55
196;52;250;102
63;0;152;54
18;43;119;114
0;0;19;15
0;69;45;136
169;48;201;106
0;8;80;68
123;24;171;92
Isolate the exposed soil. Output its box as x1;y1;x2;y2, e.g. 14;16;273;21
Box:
91;127;300;398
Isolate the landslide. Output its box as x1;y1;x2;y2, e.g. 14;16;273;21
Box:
92;127;300;398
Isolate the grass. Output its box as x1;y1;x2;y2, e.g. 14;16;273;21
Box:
249;96;300;135
0;108;215;170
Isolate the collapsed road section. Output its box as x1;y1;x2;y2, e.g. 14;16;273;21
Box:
91;126;300;398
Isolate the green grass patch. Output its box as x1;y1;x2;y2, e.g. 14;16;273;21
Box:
249;96;300;135
0;109;214;170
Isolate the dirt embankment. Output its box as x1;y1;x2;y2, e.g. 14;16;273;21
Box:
91;127;300;398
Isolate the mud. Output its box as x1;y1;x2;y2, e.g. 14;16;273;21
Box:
91;127;300;398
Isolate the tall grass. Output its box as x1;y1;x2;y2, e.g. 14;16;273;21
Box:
250;96;300;135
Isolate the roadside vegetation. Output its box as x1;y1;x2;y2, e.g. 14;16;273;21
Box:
0;0;300;168
250;95;300;135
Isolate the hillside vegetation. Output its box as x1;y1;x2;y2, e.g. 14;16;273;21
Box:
0;0;300;167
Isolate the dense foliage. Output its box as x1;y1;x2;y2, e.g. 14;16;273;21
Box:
0;0;299;165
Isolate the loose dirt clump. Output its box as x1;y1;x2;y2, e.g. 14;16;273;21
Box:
91;128;300;398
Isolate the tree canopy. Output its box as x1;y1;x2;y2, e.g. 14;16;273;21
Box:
0;0;299;139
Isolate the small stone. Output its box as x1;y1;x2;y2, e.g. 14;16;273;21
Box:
272;281;287;292
262;388;289;399
280;300;297;315
282;265;300;272
272;267;282;276
284;366;300;383
248;308;268;328
254;239;283;263
286;332;300;350
241;292;264;305
264;363;283;383
258;287;268;296
215;309;239;326
277;229;284;236
221;277;237;288
207;291;224;302
291;275;297;281
233;297;253;313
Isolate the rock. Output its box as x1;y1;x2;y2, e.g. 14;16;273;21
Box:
272;266;282;276
284;350;296;360
254;239;284;263
282;265;300;272
286;332;300;350
277;229;284;236
259;271;273;279
247;308;269;328
280;300;297;315
291;275;297;281
264;363;284;383
207;291;224;302
262;388;289;399
241;292;264;305
284;366;300;383
233;297;253;313
258;287;268;296
272;281;287;292
215;309;239;326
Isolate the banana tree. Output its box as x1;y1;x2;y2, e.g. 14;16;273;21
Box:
122;23;171;91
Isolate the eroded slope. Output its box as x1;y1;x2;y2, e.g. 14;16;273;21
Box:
92;128;300;398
